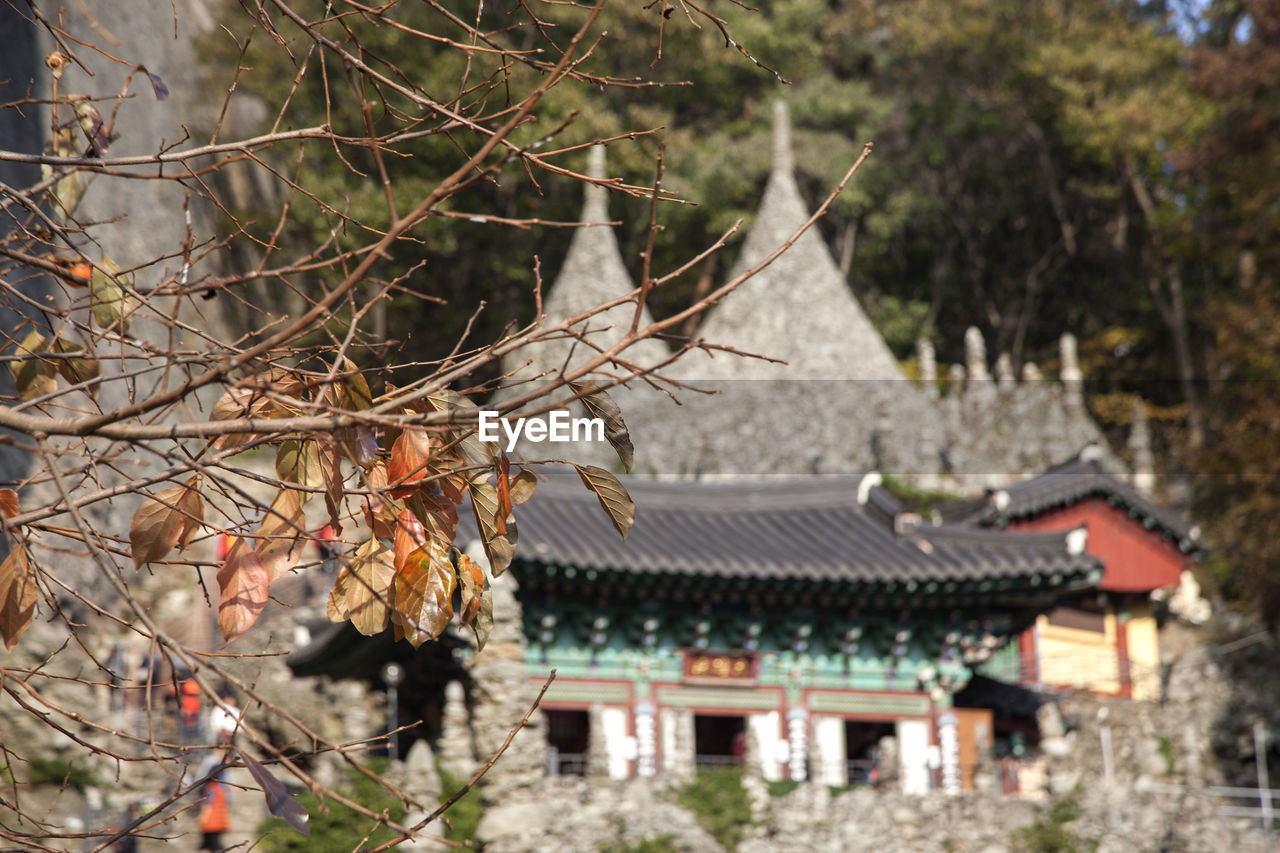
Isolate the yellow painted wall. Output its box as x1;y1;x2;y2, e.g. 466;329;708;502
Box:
1035;601;1163;700
1125;600;1161;701
1035;611;1121;694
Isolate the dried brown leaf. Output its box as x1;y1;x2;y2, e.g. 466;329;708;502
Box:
275;439;322;494
0;544;37;652
574;464;635;540
70;96;110;157
332;359;376;467
326;564;353;623
569;382;635;473
217;538;269;643
318;443;344;533
50;337;99;387
255;489;307;583
457;552;492;651
468;481;516;576
236;748;310;836
509;469;538;505
345;538;395;636
130;479;203;568
362;459;400;541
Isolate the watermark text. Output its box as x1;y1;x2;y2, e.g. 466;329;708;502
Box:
478;410;604;452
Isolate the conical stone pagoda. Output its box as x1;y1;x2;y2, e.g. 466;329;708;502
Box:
504;101;1115;487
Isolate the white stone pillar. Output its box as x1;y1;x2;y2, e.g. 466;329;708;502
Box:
937;712;961;795
634;703;657;778
786;708;809;782
811;715;847;786
747;711;783;781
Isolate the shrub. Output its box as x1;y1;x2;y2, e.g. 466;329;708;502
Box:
675;767;755;851
27;758;99;788
766;779;800;798
1012;794;1097;853
437;766;484;844
1157;735;1177;775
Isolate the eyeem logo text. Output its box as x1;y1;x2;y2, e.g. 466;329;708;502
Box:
478;410;605;452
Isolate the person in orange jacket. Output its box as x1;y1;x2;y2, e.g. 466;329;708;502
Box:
179;677;202;741
197;770;231;852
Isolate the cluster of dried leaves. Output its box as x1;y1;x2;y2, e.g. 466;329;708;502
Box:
124;372;636;651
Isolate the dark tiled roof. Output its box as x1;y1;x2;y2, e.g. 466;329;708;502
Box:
468;472;1101;588
938;454;1202;554
954;674;1046;720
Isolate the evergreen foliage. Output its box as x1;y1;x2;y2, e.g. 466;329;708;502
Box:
437;765;484;844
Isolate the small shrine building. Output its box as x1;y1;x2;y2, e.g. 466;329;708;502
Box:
513;471;1101;792
944;448;1205;701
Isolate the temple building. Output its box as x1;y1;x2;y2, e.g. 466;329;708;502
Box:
509;471;1100;792
291;99;1205;797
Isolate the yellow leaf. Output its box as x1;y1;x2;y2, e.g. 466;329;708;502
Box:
345;538;395;636
88;254;136;333
11;331;56;402
255;489;307;583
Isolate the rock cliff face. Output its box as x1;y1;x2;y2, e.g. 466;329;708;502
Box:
0;0;233;593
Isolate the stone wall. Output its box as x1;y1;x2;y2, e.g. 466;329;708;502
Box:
473;773;1275;853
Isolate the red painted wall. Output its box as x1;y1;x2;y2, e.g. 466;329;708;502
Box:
1007;496;1189;593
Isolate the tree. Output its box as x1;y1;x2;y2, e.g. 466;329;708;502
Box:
0;1;871;849
1183;0;1280;627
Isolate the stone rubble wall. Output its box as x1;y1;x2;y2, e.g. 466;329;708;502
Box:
473;773;1275;853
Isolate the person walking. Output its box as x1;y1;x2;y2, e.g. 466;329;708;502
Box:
197;769;231;852
209;686;242;746
179;676;202;742
107;801;140;852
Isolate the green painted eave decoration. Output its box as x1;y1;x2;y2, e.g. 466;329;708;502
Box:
656;685;782;710
542;680;631;705
808;690;931;717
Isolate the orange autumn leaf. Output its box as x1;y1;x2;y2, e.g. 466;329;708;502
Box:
0;544;37;652
217;537;269;643
0;489;19;521
388;428;431;498
392;540;455;648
